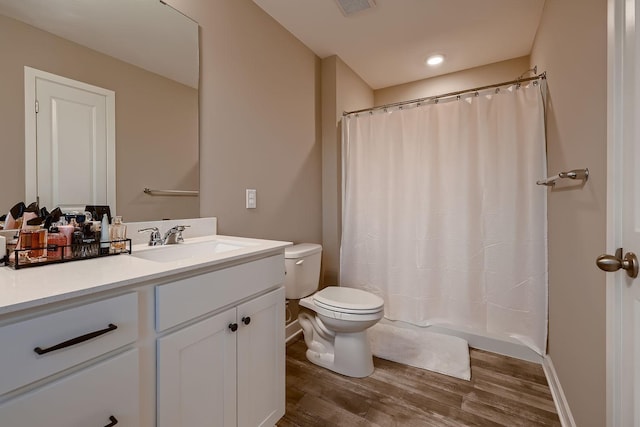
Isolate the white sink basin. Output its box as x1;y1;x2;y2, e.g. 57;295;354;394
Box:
131;239;256;263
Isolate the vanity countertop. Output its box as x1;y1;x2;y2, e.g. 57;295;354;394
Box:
0;234;291;317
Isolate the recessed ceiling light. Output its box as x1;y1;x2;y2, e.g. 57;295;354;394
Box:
426;54;444;66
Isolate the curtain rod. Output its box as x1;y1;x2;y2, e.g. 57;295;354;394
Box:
343;72;547;117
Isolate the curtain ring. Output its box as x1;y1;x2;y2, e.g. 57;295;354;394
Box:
474;91;479;97
456;95;461;101
434;98;439;104
495;88;500;94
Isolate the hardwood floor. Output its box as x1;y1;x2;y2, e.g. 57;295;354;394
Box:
277;339;560;426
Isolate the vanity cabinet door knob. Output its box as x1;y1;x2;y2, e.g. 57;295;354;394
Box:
242;316;251;325
228;323;238;332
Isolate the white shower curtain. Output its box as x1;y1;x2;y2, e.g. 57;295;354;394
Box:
340;83;548;355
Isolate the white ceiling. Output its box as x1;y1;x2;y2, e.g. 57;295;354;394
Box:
0;0;199;88
252;0;546;89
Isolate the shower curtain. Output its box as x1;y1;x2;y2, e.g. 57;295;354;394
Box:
340;82;548;355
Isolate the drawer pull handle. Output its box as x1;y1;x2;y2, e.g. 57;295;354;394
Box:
242;316;251;325
34;323;118;355
104;415;119;426
228;323;238;332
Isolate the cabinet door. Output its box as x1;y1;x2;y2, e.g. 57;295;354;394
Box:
157;307;237;427
237;287;285;427
0;349;139;427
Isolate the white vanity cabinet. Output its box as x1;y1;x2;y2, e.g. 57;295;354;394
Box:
0;234;289;427
0;292;140;426
155;254;286;427
0;349;139;426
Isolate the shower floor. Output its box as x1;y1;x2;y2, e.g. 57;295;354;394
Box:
276;339;560;426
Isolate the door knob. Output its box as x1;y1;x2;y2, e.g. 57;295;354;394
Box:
596;248;639;278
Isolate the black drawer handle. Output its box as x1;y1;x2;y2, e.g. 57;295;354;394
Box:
34;323;118;355
228;323;238;332
242;316;251;325
105;415;118;426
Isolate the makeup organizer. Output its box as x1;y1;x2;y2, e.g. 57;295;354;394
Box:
4;238;132;270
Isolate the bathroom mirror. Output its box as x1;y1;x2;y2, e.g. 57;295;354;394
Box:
0;0;200;224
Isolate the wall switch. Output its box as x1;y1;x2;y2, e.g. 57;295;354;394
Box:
246;189;257;209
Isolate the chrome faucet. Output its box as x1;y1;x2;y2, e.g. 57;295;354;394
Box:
138;227;163;246
162;225;189;245
138;225;190;246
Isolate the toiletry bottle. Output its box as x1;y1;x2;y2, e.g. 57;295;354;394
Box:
17;217;47;263
82;219;96;256
57;218;75;259
109;216;127;253
47;225;66;261
71;215;85;258
100;214;110;255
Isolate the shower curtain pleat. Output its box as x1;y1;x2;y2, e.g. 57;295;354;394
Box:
340;84;548;355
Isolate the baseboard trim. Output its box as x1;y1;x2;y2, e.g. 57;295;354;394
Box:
542;355;576;427
286;319;302;344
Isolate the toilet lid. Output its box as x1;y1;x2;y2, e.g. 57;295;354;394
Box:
313;287;384;314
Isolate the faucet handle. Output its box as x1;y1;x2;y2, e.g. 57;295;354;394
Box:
138;227;162;246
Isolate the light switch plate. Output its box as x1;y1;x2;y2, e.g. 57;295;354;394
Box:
246;189;257;209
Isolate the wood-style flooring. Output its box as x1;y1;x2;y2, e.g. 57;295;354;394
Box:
277;339;560;427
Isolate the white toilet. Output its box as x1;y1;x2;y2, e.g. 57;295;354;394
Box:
285;243;384;378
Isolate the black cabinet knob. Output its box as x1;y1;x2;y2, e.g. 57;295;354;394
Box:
228;323;238;332
242;316;251;325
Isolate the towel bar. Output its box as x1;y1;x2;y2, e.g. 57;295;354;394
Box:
143;188;199;196
536;168;589;186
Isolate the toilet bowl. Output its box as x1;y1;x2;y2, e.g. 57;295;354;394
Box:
298;286;384;377
285;244;384;378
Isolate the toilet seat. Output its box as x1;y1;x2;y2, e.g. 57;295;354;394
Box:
313;287;384;315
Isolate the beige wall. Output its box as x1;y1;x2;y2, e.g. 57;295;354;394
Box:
130;3;607;424
531;0;607;426
0;14;199;222
168;0;322;245
374;56;530;106
322;56;374;285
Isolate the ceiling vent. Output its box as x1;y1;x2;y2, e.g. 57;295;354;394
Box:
335;0;376;17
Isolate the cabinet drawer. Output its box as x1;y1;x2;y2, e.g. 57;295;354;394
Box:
0;292;138;396
156;254;284;331
0;349;139;427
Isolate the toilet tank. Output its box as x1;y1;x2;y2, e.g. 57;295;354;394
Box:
284;243;322;299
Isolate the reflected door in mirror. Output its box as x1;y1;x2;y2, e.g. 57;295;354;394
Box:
25;67;116;213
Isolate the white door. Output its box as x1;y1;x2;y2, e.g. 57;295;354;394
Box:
24;67;116;213
156;307;237;427
236;287;285;427
606;0;640;425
